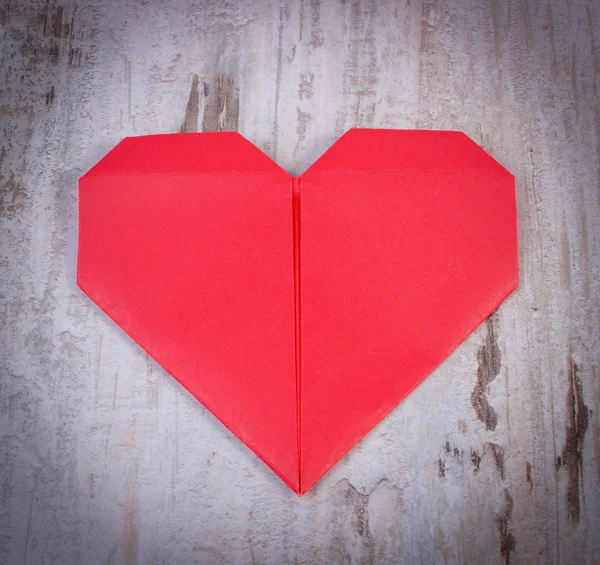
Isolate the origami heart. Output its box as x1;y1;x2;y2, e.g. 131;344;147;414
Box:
78;129;518;494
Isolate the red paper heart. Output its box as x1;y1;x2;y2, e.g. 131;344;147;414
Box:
78;129;518;494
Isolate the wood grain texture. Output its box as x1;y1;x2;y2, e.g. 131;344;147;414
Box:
0;0;598;563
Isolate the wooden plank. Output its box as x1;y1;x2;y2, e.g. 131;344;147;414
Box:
0;1;598;563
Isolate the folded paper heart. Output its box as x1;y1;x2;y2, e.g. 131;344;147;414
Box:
77;129;518;494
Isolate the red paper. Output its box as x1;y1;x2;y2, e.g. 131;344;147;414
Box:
78;129;518;494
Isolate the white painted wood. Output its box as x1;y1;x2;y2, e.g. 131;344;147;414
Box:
1;1;598;563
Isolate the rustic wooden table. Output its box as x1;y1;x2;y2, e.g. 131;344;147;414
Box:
1;1;598;564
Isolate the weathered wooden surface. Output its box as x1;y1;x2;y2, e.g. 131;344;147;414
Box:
1;1;599;563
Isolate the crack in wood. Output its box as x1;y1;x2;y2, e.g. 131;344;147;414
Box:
471;313;501;431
